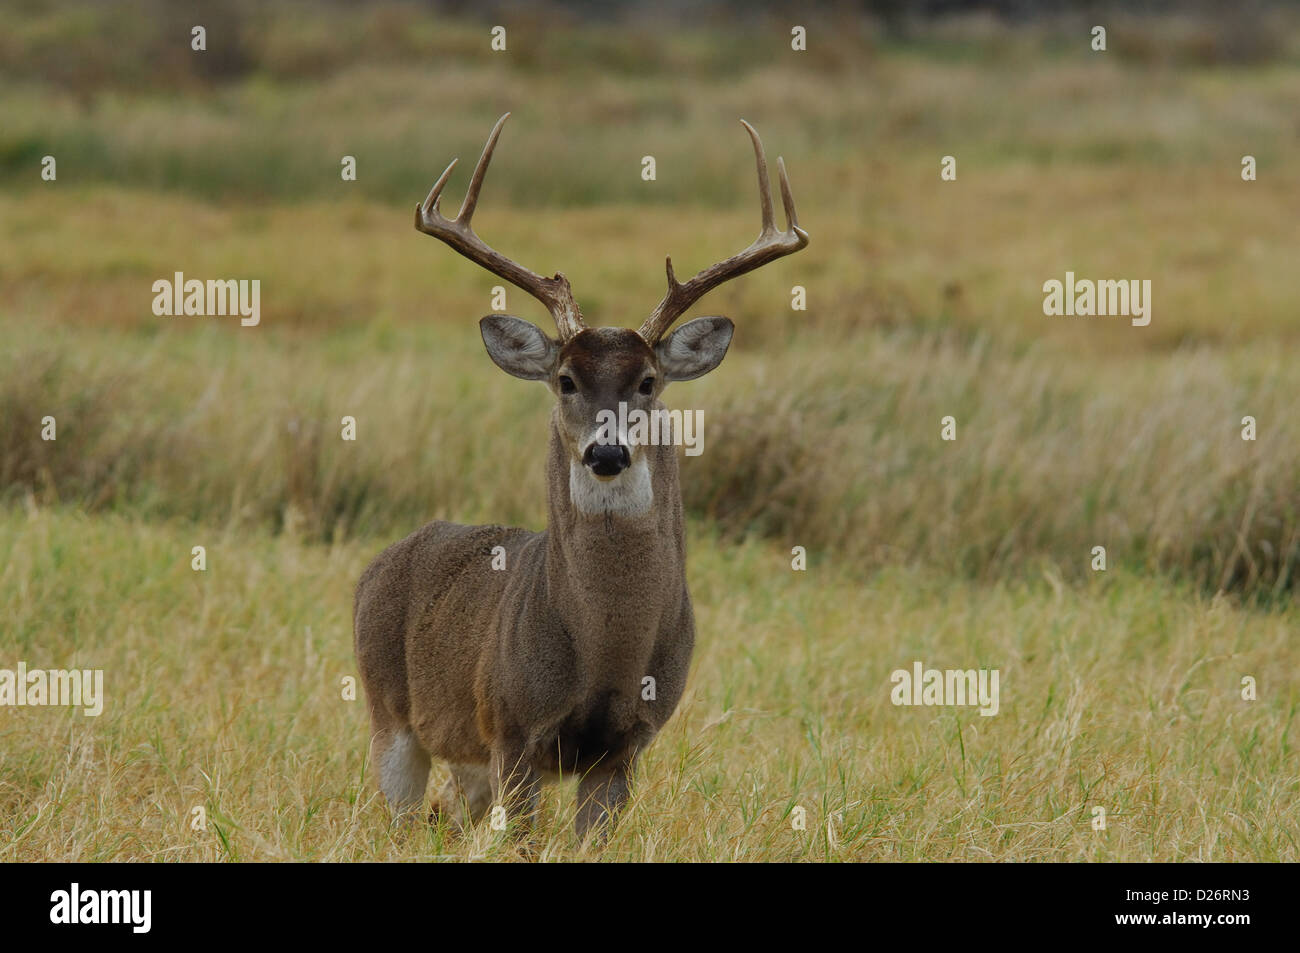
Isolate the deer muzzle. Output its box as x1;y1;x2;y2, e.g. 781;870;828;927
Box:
583;442;631;479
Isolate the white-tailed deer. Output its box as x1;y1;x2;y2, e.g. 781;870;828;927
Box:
353;113;808;841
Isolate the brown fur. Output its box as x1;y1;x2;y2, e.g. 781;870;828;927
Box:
354;329;698;841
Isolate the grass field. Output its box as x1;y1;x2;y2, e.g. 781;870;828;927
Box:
1;2;1298;861
4;508;1296;861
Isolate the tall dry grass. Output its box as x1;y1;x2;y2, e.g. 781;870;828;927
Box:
2;508;1296;861
2;306;1295;595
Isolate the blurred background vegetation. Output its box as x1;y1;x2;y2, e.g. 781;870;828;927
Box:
2;0;1298;597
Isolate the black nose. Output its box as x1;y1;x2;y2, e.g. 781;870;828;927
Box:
584;443;631;476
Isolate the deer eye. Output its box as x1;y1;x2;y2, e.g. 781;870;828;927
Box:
639;376;655;395
558;375;576;394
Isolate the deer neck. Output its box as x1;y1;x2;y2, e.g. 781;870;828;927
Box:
544;414;686;649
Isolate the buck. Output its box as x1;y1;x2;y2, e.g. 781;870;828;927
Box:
353;113;808;841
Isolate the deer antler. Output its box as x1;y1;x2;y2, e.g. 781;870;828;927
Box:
638;120;810;344
416;113;587;342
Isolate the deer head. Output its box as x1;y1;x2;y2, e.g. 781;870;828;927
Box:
415;113;809;485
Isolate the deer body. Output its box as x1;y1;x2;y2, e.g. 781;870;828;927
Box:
356;416;693;834
354;114;807;840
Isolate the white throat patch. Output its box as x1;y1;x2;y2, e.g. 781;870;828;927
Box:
569;455;653;517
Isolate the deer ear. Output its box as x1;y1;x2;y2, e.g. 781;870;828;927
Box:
480;314;557;380
656;316;734;382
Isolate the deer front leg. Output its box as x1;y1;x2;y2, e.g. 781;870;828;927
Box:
371;722;430;825
576;758;634;843
490;743;542;836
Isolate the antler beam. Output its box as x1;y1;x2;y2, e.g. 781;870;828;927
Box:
416;113;587;342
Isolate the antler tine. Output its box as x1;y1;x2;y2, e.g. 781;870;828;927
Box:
741;119;775;236
421;157;459;216
456;112;509;224
415;113;587;342
638;120;810;344
778;156;803;234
